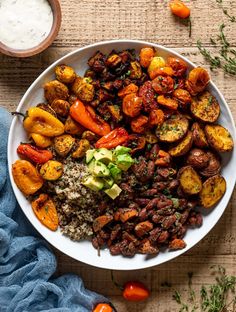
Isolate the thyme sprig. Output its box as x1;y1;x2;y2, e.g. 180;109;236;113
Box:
216;0;236;22
197;23;236;75
172;266;236;312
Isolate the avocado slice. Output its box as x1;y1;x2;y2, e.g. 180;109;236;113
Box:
116;154;134;171
114;145;131;156
104;183;122;199
86;149;95;163
107;162;122;180
88;159;95;174
93;160;110;177
103;176;114;189
82;176;104;191
94;148;113;164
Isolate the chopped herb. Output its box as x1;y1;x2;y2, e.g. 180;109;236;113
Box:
44;205;49;213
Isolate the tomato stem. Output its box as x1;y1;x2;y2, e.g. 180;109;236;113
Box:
110;270;124;291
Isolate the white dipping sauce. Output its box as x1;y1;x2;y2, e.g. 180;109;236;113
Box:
0;0;53;50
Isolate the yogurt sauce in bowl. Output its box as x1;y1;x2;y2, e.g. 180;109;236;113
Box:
0;0;53;50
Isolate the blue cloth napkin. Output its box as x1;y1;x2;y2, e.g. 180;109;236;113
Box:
0;108;109;312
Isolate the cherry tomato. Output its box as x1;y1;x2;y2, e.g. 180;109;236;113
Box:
131;115;149;134
169;0;190;19
123;281;150;302
151;76;174;94
93;303;113;312
149;109;165;127
139;81;158;112
122;93;142;117
167;57;188;77
186;67;210;95
139;47;155;68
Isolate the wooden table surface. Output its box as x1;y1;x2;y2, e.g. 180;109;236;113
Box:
1;1;236;311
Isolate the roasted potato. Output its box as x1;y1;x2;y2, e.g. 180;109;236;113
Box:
71;76;83;95
93;215;113;232
186;148;210;169
44;80;69;104
12;160;43;195
191;122;209;148
190;91;220;123
51;99;70;117
64;115;85;136
106;54;122;68
54;134;75;157
82;130;98;143
144;131;158;144
129;61;142;79
169;131;193;157
200;151;221;177
156;114;189;143
76;82;95;102
200;175;226;208
72;139;90;158
205;124;234;152
40;160;63;181
55;64;76;84
178;166;202;195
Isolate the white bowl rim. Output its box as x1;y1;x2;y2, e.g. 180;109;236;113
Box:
7;39;236;270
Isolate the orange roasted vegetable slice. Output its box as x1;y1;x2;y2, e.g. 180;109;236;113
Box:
93;215;113;232
12;160;43;195
31;194;59;231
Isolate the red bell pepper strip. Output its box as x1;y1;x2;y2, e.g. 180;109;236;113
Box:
17;144;53;164
70;100;111;136
95;127;129;149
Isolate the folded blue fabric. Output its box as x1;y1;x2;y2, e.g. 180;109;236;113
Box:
0;108;109;312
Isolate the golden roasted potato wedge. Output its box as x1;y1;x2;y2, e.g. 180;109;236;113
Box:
169;131;193;157
200;175;226;208
40;160;63;181
205;124;234;152
178;166;202;195
44;80;69;104
156;114;189;143
191;122;208;148
190;91;220;123
54;134;75;157
200;151;221;177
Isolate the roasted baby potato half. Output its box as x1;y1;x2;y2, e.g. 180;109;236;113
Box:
44;80;69;104
178;166;202;195
54;134;75;157
72;139;90;158
55;64;76;84
200;151;221;177
169;131;193;157
51;99;70;117
191;122;209;148
156;114;189;143
40;160;63;181
190;91;220;123
205;124;234;152
200;175;226;208
186;148;210;169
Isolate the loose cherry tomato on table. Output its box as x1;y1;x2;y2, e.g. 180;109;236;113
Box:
123;281;150;302
17;144;53;164
95;127;129;149
93;303;113;312
169;0;190;19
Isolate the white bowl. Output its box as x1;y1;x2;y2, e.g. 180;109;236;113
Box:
8;40;236;270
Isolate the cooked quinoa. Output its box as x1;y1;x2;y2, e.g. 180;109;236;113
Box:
47;158;104;240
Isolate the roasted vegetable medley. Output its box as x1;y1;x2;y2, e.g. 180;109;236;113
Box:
12;47;234;257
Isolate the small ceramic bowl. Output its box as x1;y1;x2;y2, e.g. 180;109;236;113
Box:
0;0;61;58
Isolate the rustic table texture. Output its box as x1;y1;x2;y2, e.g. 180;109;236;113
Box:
1;1;236;311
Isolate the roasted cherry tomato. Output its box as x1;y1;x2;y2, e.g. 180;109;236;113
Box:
122;93;143;117
93;303;113;312
131;115;149;134
123;281;150;302
186;67;210;95
169;0;190;19
125;134;146;154
95;127;129;149
151;76;174;94
167;56;188;77
139;81;158;112
17;144;53;164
